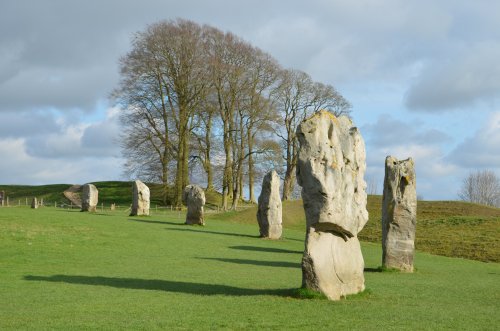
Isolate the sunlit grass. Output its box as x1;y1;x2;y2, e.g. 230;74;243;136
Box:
0;206;498;330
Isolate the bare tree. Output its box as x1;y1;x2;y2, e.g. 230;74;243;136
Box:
458;170;500;207
272;69;351;200
114;19;208;206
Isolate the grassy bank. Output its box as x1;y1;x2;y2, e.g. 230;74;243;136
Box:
0;207;498;330
214;197;500;263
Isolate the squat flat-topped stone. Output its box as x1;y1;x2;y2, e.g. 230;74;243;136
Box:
81;183;98;212
183;185;205;225
130;180;150;216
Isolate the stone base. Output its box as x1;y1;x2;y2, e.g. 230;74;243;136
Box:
259;224;282;239
185;208;204;225
130;208;149;216
81;204;97;212
382;238;414;272
302;229;365;300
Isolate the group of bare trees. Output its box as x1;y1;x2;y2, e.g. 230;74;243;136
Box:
459;170;500;207
113;19;351;209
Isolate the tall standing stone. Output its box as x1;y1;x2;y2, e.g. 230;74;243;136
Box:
382;156;417;272
257;170;283;239
81;184;98;212
31;197;38;209
296;110;369;300
183;185;205;225
130;180;150;216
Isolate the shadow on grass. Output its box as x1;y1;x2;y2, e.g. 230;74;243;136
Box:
24;275;295;297
364;266;403;273
198;257;301;269
128;218;184;226
364;267;383;273
167;227;260;239
229;245;302;254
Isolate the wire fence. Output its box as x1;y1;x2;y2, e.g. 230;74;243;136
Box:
0;198;255;215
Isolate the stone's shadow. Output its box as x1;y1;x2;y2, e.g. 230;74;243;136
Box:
23;275;295;297
229;245;302;254
364;267;383;273
129;218;184;226
199;257;301;269
167;227;260;239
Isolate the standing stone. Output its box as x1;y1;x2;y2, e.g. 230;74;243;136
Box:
81;184;98;212
182;185;205;225
130;180;150;216
110;203;116;211
257;170;282;239
296;110;368;300
31;197;38;209
382;156;417;272
0;191;4;206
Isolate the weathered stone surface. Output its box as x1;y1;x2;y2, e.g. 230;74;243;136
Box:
382;156;417;272
296;110;368;300
31;197;38;209
257;170;282;239
81;184;98;212
302;230;365;300
183;185;205;225
130;180;150;216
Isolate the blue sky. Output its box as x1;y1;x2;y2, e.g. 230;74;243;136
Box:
0;0;499;200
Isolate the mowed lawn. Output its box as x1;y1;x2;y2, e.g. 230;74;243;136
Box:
1;207;499;330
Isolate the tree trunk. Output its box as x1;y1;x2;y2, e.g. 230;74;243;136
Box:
204;114;214;191
247;126;256;203
222;119;232;211
282;167;295;201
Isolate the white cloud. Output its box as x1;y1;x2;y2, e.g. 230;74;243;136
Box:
405;42;500;111
447;111;500;169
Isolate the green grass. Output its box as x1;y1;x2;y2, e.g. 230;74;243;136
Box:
1;207;499;330
214;197;500;263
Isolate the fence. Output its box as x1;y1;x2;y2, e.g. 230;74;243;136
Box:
0;198;254;215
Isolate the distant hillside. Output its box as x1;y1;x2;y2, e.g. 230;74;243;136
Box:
213;196;500;263
0;181;225;207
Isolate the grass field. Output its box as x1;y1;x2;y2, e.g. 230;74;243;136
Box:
217;198;500;263
1;206;499;330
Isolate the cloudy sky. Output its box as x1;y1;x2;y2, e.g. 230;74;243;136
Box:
1;0;499;200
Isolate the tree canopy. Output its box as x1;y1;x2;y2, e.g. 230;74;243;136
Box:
113;18;351;208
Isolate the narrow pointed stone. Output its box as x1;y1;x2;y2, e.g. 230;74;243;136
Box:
382;156;417;272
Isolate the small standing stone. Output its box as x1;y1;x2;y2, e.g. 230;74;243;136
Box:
382;156;417;272
182;185;205;225
257;170;282;239
31;197;38;209
130;180;150;216
81;184;98;212
110;203;116;211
